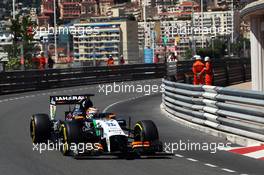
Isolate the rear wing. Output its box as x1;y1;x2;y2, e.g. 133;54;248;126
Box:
50;94;94;105
49;94;94;120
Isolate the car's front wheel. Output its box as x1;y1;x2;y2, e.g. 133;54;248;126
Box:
134;120;162;153
60;121;84;156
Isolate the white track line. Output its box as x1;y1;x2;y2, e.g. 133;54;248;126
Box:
102;95;148;113
174;154;184;158
204;163;218;168
186;158;198;162
221;168;236;173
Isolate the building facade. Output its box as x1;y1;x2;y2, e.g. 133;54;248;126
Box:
73;17;139;64
193;10;240;45
241;0;264;91
138;10;240;59
59;0;82;20
138;20;192;59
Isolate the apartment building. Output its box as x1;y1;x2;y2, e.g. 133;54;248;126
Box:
59;0;82;20
38;0;54;26
73;17;139;64
157;0;200;18
0;0;10;20
138;19;192;59
0;21;12;54
38;0;119;25
193;10;240;44
138;10;239;59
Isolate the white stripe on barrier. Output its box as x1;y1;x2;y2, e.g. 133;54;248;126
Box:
202;99;217;108
204;120;220;128
203;106;218;114
203;113;219;123
202;92;217;100
202;85;217;93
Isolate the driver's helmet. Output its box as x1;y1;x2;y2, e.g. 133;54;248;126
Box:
80;98;93;112
86;107;99;119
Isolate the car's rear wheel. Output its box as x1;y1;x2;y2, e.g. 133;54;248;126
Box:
30;114;51;144
60;121;84;156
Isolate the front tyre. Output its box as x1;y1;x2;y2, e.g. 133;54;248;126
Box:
30;114;51;144
134;120;162;153
60;121;84;156
134;120;159;142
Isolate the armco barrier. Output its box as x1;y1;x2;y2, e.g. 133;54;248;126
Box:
0;63;165;94
0;58;250;95
162;79;264;142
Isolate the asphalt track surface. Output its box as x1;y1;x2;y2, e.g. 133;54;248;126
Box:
0;79;264;175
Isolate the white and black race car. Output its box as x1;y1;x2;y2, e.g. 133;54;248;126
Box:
30;95;167;158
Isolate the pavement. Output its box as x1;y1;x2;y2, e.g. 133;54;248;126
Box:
0;79;263;175
229;82;252;90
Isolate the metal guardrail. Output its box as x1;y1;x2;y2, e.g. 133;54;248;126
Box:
0;58;251;95
162;79;264;142
0;63;165;95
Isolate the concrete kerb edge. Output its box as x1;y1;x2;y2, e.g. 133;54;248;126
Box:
160;103;263;147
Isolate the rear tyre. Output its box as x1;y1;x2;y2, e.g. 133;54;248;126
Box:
60;121;84;156
30;114;51;144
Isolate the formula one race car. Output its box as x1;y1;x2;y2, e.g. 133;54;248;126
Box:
30;94;166;158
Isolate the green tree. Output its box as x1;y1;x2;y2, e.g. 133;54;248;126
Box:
9;16;22;59
127;14;136;21
184;48;193;60
7;16;37;70
196;47;221;59
231;37;250;57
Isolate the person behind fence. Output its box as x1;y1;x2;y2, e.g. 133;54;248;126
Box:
204;56;213;85
38;51;47;70
167;52;177;62
154;54;159;63
107;55;114;66
48;55;55;69
119;55;125;65
192;55;205;85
